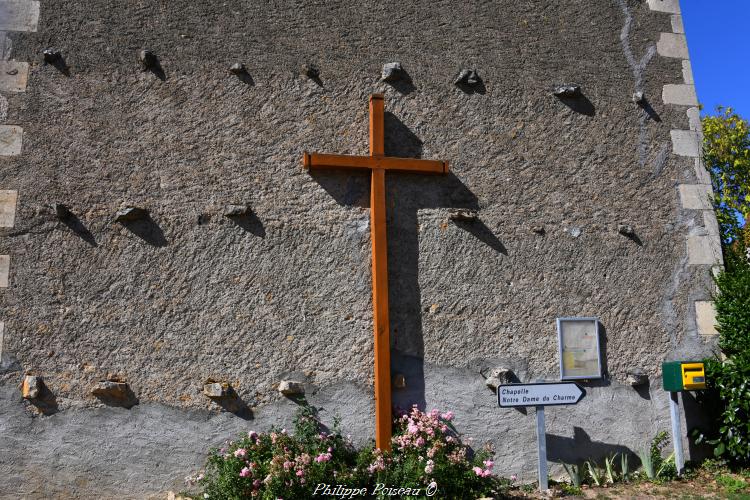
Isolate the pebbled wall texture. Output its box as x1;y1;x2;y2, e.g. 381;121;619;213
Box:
0;0;723;497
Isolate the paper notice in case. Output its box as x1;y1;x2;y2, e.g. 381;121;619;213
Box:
557;318;602;379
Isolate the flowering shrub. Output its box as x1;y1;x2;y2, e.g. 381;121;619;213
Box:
359;406;505;499
196;406;507;499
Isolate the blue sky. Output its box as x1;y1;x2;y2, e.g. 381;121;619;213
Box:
681;0;750;118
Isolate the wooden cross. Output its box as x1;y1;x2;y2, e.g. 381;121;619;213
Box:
303;94;448;450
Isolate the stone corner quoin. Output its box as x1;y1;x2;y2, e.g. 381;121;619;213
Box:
649;0;723;337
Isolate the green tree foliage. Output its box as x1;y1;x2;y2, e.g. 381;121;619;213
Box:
693;108;750;466
703;107;750;243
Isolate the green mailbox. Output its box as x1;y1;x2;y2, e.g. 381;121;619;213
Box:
662;361;706;392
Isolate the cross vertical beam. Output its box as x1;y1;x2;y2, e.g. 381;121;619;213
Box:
302;94;448;451
369;95;391;449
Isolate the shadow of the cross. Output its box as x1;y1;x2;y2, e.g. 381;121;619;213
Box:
308;112;497;416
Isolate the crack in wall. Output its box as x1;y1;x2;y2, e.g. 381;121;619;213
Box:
614;0;657;167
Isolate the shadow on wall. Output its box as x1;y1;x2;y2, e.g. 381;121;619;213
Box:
548;427;635;465
682;391;718;463
576;322;611;390
61;213;97;247
26;383;60;416
227;212;266;237
555;93;596;117
121;214;168;247
309;111;507;412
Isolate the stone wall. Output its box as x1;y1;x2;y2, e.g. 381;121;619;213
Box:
0;0;722;497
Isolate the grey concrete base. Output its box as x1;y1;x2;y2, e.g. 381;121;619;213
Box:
0;365;707;498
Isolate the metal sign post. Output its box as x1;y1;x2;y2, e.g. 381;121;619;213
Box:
668;391;685;475
497;382;586;492
535;405;548;491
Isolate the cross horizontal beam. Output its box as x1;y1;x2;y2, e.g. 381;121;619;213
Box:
303;152;448;175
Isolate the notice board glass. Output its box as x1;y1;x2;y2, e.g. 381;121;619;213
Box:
557;317;602;380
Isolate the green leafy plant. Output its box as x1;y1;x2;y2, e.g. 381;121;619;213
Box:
620;453;630;482
657;452;677;481
638;448;655;480
585;460;604;486
563;463;583;487
559;482;583;496
703;107;750;244
604;453;619;484
638;432;673;481
693;108;750;467
692;229;750;465
717;474;748;494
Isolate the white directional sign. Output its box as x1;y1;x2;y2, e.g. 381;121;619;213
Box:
497;382;586;408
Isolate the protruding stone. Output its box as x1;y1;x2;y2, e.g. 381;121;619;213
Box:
52;203;71;220
568;227;582;238
393;373;407;389
532;226;546;235
302;63;319;79
485;368;514;390
203;381;230;399
625;368;648;387
139;49;158;70
224;204;252;218
21;375;41;399
229;62;246;75
448;208;478;222
91;380;137;407
618;224;635;236
553;84;582;98
454;69;479;86
114;206;148;223
278;379;305;396
42;47;61;64
632;91;645;104
381;62;404;82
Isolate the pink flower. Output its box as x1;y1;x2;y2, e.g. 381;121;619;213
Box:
441;411;454;421
415;437;426;447
315;453;332;463
283;461;293;471
234;448;247;458
239;467;251;478
425;459;435;474
407;423;419;434
473;466;483;476
430;409;440;418
296;469;304;477
253;479;261;489
327;447;332;453
483;460;494;470
510;474;518;482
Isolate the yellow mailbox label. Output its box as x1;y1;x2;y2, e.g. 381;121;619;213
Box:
681;362;706;390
